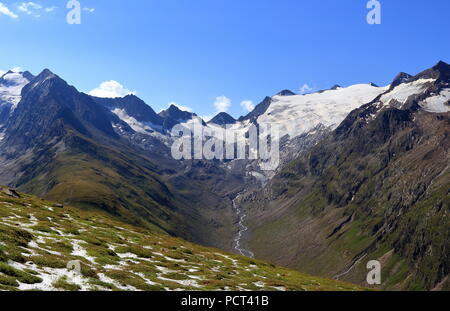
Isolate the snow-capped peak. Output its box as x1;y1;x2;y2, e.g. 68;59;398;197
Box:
391;72;413;88
0;70;33;110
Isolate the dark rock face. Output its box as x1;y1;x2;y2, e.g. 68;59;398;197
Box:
159;104;195;121
21;71;35;82
2;69;119;152
92;95;163;126
0;105;11;125
158;104;201;131
330;84;341;90
415;60;450;82
391;72;413;88
276;89;296;96
208;112;236;126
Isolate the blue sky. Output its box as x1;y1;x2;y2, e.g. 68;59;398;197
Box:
1;0;449;119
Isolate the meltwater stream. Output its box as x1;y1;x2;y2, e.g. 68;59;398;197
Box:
232;194;254;258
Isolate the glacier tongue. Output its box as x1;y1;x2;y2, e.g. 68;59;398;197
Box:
419;88;450;113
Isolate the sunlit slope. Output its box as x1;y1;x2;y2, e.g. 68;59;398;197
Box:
0;188;363;291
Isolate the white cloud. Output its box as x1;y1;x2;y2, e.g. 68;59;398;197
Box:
300;83;313;95
0;3;18;19
240;100;254;112
17;2;56;17
168;101;192;112
45;6;57;12
0;70;6;77
83;7;95;13
89;80;136;98
18;2;42;14
213;96;231;113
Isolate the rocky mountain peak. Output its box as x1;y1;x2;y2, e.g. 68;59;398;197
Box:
330;84;342;90
23;69;82;102
37;68;55;79
168;104;183;112
159;104;194;120
238;96;273;123
391;72;413;88
432;60;450;80
276;89;296;96
21;71;35;81
433;60;450;70
208;112;236;126
92;93;163;126
0;70;32;87
415;60;450;82
157;104;199;131
0;70;34;121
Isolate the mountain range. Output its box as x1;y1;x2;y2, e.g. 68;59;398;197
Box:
242;61;450;290
0;61;448;290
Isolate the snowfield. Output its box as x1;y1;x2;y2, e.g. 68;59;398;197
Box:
0;71;31;110
172;83;390;148
420;88;450;113
257;84;389;139
380;78;435;108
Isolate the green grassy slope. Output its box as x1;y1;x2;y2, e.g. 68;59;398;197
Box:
0;187;363;291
